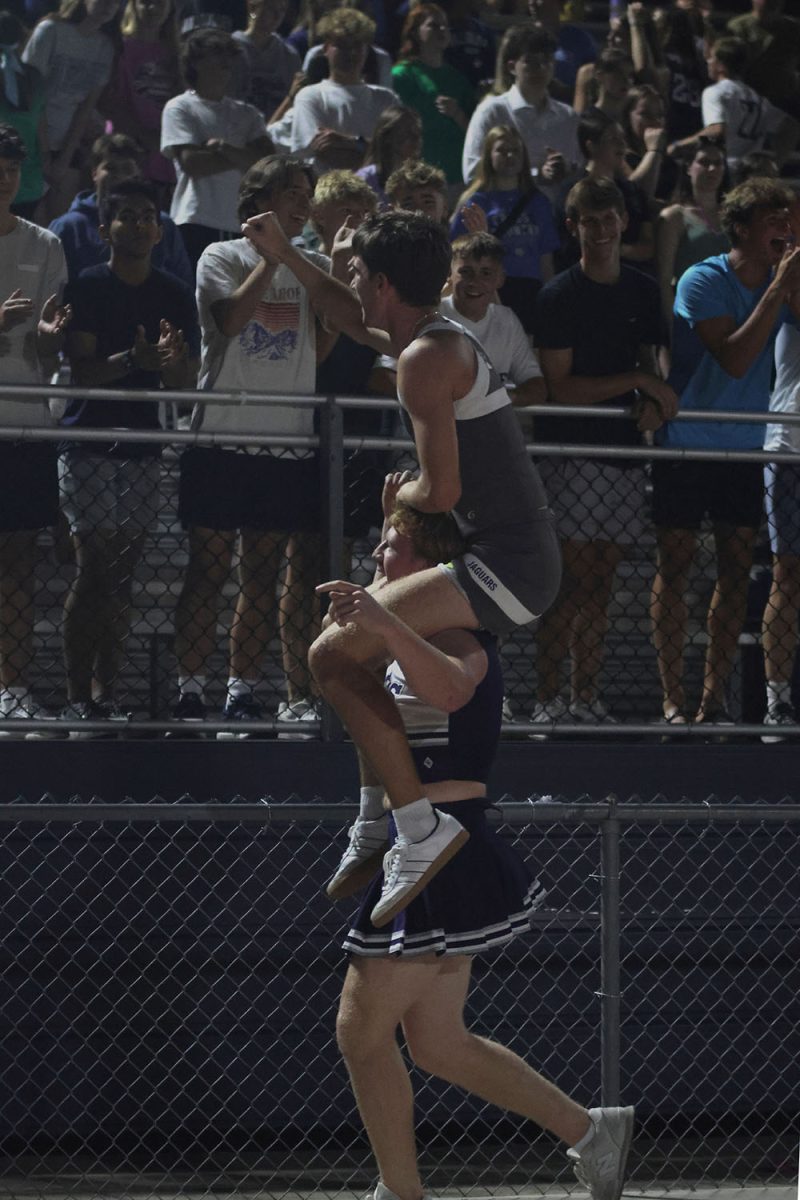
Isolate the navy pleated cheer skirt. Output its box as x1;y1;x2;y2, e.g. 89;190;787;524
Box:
343;798;547;958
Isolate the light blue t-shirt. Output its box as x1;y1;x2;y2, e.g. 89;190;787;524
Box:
661;253;792;449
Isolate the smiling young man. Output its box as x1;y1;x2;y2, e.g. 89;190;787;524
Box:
240;205;561;925
172;156;358;737
651;177;800;729
532;175;675;734
440;232;545;407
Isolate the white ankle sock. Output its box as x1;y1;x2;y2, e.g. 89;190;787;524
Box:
571;1116;595;1152
227;676;258;699
1;685;27;715
393;797;437;842
766;680;791;710
359;786;386;821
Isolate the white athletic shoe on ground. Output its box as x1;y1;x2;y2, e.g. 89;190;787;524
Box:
326;815;389;901
567;1106;635;1200
374;1183;423;1200
370;810;470;928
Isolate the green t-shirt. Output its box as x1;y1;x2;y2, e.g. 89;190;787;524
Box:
0;76;46;206
391;59;476;184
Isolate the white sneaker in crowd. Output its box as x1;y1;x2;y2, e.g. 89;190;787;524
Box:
569;698;617;724
529;695;569;740
567;1106;635;1200
276;698;321;740
0;694;65;739
761;701;796;744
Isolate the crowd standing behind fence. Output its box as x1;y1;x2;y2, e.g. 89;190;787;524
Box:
0;0;798;737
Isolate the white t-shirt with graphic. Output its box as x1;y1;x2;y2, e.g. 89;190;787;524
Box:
701;78;784;167
194;237;329;438
0;219;67;428
162;91;267;231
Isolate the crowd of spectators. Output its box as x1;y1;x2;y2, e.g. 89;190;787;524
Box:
0;0;799;739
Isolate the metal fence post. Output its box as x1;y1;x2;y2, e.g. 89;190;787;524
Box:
600;794;622;1106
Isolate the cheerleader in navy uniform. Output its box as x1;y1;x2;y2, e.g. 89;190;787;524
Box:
323;472;634;1200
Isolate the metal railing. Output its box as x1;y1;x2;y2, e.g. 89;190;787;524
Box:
0;797;797;1199
1;384;798;740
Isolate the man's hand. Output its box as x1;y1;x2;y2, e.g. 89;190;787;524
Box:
38;293;72;340
633;376;680;430
157;319;187;367
382;470;415;520
459;203;489;234
130;323;177;372
316;579;398;638
643;125;668;153
330;217;359;283
241;210;291;265
540;147;566;184
0;288;34;332
772;243;800;302
308;127;358;154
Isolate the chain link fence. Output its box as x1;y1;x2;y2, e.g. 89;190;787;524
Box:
2;389;800;740
0;798;798;1199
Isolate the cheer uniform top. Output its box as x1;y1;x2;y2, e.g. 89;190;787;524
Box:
398;316;561;634
343;627;547;957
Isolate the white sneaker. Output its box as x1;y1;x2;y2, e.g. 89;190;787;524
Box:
529;695;569;740
569;698;616;724
276;698;320;740
567;1106;635;1200
326;815;389;901
762;701;796;744
0;695;65;740
370;810;469;928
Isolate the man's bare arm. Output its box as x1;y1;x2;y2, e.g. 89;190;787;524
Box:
695;246;800;378
395;339;463;513
241;211;390;352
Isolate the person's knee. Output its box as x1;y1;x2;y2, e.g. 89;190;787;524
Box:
187;539;232;591
308;627;349;686
336;996;388;1066
403;1020;466;1076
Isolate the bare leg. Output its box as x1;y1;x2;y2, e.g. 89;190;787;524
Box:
565;540;624;705
534;555;578;703
698;523;756;716
173;526;235;680
0;531;39;689
229;530;285;681
337;957;435;1200
94;530;145;700
63;531;115;703
762;554;800;685
650;528;697;717
281;532;321;703
403;960;590;1146
309;568;478;809
337;955;591;1200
